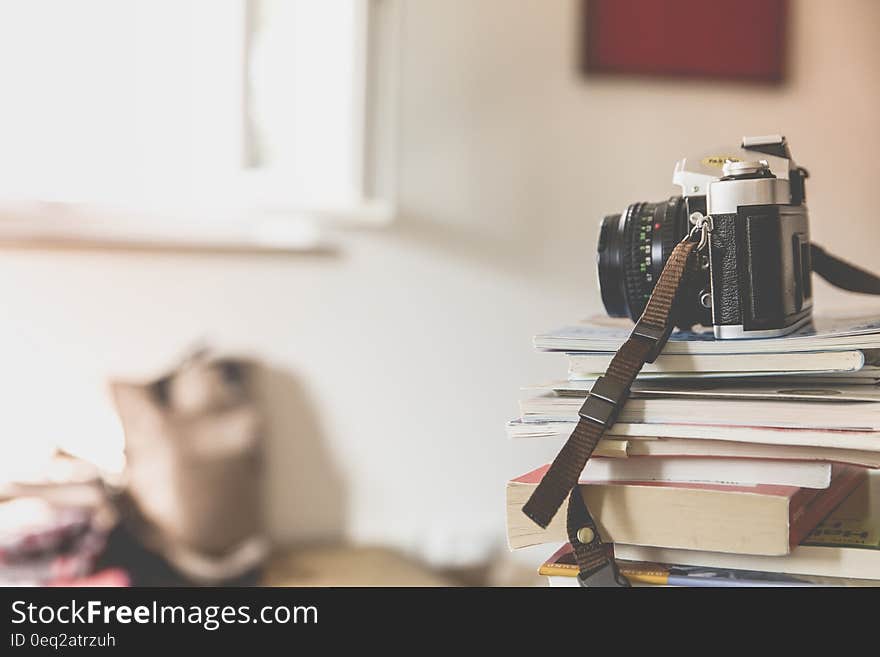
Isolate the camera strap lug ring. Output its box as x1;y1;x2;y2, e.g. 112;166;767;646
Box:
688;212;713;252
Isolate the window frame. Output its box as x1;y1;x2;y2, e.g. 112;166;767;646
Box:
0;0;399;250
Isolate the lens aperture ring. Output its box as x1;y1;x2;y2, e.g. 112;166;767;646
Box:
622;202;658;319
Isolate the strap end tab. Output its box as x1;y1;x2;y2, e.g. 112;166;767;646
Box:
577;561;631;588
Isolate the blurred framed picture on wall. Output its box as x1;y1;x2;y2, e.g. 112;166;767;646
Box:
582;0;788;83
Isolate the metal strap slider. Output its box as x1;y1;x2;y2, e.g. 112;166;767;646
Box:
578;375;630;428
631;319;674;363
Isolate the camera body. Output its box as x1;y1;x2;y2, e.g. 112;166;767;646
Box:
598;135;812;339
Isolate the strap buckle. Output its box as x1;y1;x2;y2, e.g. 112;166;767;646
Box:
631;319;674;363
577;561;631;588
578;375;629;428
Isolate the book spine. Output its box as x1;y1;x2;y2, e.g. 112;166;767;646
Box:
789;466;866;548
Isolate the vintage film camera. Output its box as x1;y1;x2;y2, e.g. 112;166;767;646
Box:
598;135;813;339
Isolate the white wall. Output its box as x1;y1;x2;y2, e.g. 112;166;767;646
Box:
1;0;879;565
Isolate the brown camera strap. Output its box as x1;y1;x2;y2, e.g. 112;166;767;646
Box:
522;237;699;587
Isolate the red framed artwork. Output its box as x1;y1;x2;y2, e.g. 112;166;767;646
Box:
582;0;788;83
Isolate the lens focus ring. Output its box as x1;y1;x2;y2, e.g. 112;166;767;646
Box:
597;197;689;321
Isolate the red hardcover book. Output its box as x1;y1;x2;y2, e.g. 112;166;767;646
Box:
506;464;865;553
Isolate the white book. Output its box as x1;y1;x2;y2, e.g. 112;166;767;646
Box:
535;314;880;355
519;394;880;431
506;418;880;452
528;380;880;402
505;422;880;467
582;456;831;488
567;350;867;379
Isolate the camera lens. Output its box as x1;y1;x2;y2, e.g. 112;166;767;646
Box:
597;196;688;321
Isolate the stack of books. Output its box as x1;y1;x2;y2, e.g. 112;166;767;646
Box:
506;315;880;586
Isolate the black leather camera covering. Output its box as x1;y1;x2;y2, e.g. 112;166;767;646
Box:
709;205;811;331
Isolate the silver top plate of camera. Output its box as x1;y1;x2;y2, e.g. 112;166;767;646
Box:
672;134;794;197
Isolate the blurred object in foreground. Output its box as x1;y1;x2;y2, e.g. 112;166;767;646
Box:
49;567;130;587
111;350;267;584
263;545;453;587
0;451;117;586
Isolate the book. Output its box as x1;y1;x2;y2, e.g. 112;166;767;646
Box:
535;315;880;355
580;456;832;488
519;394;880;431
567;350;867;379
531;380;880;402
506;463;865;554
612;474;880;580
538;544;875;587
505;424;880;468
507;418;880;452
